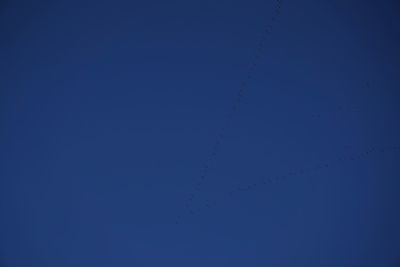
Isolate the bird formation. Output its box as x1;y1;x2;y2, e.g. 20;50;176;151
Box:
177;0;284;223
176;144;400;224
175;0;397;225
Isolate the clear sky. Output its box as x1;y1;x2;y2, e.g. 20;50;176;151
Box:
1;0;400;266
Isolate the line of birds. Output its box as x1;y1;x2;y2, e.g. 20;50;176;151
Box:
175;0;397;225
176;144;400;224
178;0;284;221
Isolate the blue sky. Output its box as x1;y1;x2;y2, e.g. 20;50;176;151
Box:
1;0;400;266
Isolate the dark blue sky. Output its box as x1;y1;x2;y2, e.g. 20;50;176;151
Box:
1;0;400;266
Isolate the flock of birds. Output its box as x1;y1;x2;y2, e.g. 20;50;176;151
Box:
175;0;399;224
177;144;400;223
177;0;283;224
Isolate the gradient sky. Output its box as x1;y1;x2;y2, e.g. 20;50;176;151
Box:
1;0;400;266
